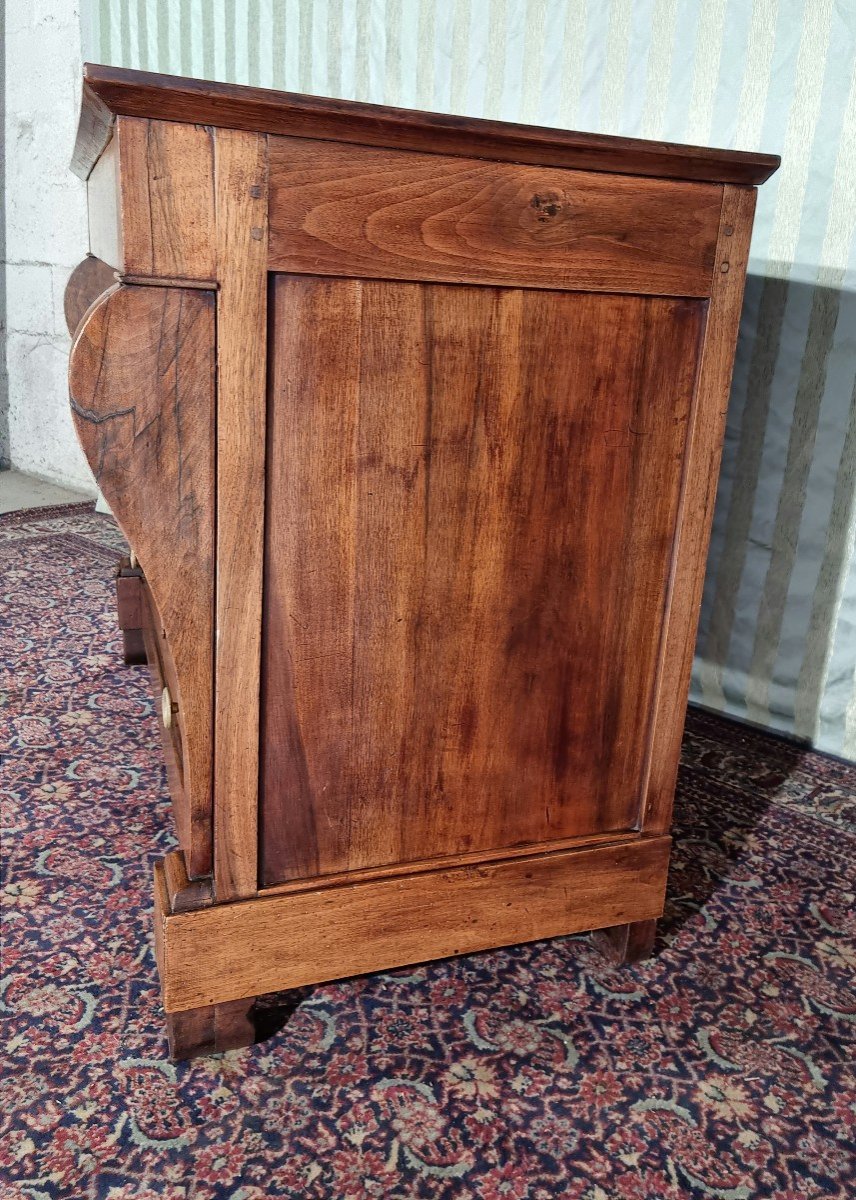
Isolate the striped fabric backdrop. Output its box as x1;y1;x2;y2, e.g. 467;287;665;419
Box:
84;0;856;760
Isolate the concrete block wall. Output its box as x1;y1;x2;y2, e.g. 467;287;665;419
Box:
4;0;96;493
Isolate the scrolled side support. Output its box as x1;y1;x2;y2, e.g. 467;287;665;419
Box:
68;282;216;878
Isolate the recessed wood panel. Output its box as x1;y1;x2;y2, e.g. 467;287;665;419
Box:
260;277;704;886
267;137;722;296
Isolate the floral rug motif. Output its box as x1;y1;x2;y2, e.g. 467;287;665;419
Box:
1;505;854;1200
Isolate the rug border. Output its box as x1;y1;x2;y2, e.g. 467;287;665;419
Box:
0;500;97;527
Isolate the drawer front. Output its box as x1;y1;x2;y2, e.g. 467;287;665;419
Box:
268;136;723;297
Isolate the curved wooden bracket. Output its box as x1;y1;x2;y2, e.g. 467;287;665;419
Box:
68;282;216;877
63;256;118;337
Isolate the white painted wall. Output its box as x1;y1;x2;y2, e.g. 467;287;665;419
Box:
4;0;96;493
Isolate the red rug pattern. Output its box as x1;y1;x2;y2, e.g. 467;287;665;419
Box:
1;506;854;1199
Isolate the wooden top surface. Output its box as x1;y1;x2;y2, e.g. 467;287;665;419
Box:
73;63;779;186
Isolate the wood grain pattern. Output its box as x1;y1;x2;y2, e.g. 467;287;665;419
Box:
643;186;758;833
75;64;780;186
69;73;776;1058
141;587;194;858
158;836;671;1012
78;122;270;897
268;138;722;296
261;831;641;898
212;130;269;901
154;861;254;1058
68;284;216;877
162;848;213;912
116;116;217;280
64;256;118;337
261;278;703;886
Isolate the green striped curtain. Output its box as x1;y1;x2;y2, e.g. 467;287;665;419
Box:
84;0;856;761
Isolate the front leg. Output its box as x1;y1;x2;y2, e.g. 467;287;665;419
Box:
591;918;657;964
116;557;147;665
156;852;259;1059
166;998;257;1060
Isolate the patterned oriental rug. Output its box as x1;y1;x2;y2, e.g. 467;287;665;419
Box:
1;505;854;1200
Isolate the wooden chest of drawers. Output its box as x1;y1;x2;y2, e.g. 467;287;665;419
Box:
67;65;778;1058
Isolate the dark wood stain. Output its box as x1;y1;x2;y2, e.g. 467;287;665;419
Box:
74;63;779;186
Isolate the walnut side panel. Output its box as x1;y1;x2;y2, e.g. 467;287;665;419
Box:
261;280;703;885
643;186;759;831
268;137;722;297
68;284;216;877
158;835;671;1011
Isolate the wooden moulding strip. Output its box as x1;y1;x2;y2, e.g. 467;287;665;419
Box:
155;835;671;1012
642;184;758;834
261;830;645;897
77;65;780;186
212;129;269;901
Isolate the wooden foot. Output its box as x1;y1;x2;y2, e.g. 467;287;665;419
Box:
116;558;147;665
157;853;254;1059
591;918;657;964
166;997;256;1060
121;626;146;665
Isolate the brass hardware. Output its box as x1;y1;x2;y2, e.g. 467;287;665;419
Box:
162;686;178;729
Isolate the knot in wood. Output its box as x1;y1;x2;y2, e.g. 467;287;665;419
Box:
530;192;564;220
